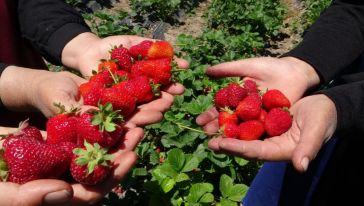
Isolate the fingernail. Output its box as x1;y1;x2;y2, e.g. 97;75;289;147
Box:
43;189;72;205
300;157;309;171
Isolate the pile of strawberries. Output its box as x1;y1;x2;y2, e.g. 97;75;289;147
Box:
0;40;176;185
79;40;175;117
215;80;293;140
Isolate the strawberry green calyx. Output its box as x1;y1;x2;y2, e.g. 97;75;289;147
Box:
73;142;112;176
91;103;123;132
151;82;161;97
53;102;79;115
0;150;9;181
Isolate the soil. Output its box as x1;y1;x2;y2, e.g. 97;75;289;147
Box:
109;0;305;56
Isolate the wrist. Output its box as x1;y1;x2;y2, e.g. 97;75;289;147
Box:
61;32;100;72
282;56;320;90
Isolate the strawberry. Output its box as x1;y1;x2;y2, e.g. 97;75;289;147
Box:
221;122;239;138
89;70;113;86
2;137;71;184
244;79;258;94
236;95;262;121
129;40;174;60
214;83;247;109
258;109;268;124
262;89;291;110
218;110;238;127
77;103;124;148
46;104;78;144
20;126;43;141
70;142;112;185
214;87;230;109
99;87;136;117
110;45;133;71
265;108;292;137
123;76;160;104
79;82;102;106
131;58;172;85
238;120;265;141
98;59;119;73
2;121;43;149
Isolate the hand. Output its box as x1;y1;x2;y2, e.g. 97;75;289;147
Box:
0;127;143;206
208;94;337;172
196;56;320;134
0;67;86;118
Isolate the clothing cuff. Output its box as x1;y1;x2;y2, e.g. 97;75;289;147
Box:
47;23;91;65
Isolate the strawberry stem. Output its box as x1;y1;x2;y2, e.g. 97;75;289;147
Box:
172;121;219;135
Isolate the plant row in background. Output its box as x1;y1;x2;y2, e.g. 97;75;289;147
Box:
63;0;331;205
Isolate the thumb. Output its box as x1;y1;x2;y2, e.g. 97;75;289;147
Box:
0;179;73;206
291;125;327;173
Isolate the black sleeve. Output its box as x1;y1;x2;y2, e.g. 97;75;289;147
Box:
0;63;8;77
282;0;364;83
320;80;364;132
17;0;91;65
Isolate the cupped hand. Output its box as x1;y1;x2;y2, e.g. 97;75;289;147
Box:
208;94;337;172
196;56;321;134
0;127;143;206
30;71;87;118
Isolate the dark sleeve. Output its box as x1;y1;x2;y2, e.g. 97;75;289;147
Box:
0;63;8;77
320;80;364;132
17;0;91;65
282;0;364;83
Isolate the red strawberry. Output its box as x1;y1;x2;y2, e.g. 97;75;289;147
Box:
129;40;174;60
77;103;124;148
265;108;292;136
214;87;230;109
2;137;71;184
98;59;119;73
110;45;133;71
79;82;102;106
214;83;247;109
262;89;291;110
89;70;113;86
238;120;265;141
123;76;160;104
244;79;258;94
46;104;78;144
131;58;172;85
99;87;136;117
258;109;268;124
70;142;112;185
236;95;262;121
221;123;239;138
2;121;43;149
20;126;43;140
218;110;238;127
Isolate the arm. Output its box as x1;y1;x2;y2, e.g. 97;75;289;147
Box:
283;0;364;83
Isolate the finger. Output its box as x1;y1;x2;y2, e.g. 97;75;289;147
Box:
208;136;224;151
139;92;174;112
206;58;262;78
291;124;328;173
196;107;219;126
0;180;73;206
174;58;189;69
203;119;219;135
115;127;144;153
126;110;163;126
71;151;137;205
162;83;185;95
216;135;296;161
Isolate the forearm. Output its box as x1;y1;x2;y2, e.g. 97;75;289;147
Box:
0;66;47;111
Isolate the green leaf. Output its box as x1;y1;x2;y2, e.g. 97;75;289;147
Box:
228;184;248;202
187;183;214;203
161;177;176;193
199;193;214;203
220;198;237;206
132;167;148;177
175;173;190;182
234;157;249;166
167;148;185;172
181;155;199;172
220;174;233;198
183;95;213;115
150;150;160;165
